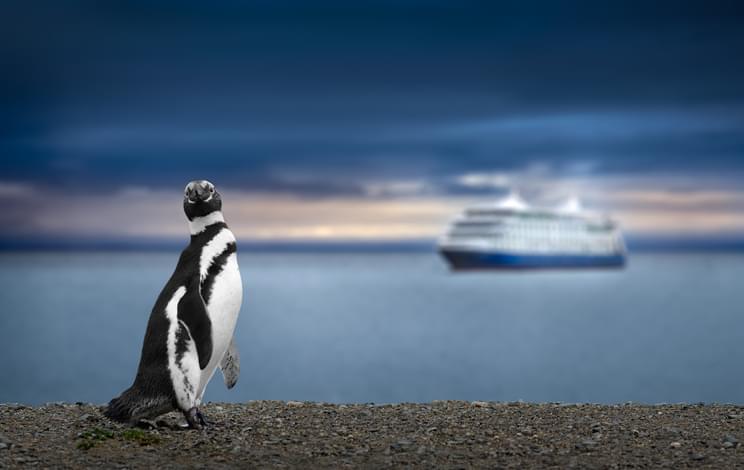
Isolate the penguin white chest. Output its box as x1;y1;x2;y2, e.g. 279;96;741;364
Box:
205;253;242;364
195;228;242;400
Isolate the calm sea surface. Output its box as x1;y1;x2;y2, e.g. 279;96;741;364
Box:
1;251;743;405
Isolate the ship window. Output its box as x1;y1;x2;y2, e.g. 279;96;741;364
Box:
454;221;502;228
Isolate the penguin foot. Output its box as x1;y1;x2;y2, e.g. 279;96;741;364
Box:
135;419;157;430
196;409;209;427
183;407;202;430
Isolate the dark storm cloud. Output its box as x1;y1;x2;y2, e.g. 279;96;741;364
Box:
2;0;744;195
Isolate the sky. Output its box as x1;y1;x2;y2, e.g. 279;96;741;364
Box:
2;0;744;243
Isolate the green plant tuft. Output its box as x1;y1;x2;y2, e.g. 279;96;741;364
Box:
121;428;162;446
76;427;115;450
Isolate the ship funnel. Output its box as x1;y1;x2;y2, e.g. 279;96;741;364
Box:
496;190;529;210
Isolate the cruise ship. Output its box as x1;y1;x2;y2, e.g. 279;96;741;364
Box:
438;192;626;269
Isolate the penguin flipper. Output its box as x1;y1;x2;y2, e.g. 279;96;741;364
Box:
177;287;213;370
220;338;240;389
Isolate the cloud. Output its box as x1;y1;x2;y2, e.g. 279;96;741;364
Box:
2;2;744;193
3;105;743;196
456;173;511;190
3;175;744;242
363;180;431;198
0;181;34;198
615;209;744;235
2;1;744;242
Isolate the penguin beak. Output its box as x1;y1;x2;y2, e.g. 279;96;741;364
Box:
185;181;215;203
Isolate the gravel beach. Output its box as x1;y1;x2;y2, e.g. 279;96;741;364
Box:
1;401;743;468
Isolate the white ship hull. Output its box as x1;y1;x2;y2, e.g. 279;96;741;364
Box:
438;193;626;270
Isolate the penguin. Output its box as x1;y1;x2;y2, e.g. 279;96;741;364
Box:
105;180;242;428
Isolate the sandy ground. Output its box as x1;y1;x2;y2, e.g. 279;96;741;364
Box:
1;401;744;468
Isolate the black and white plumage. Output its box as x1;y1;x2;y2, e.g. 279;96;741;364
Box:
105;180;242;428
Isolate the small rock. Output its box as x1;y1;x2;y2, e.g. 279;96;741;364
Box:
670;442;682;449
43;401;66;407
471;401;489;408
690;453;706;461
576;439;597;451
390;440;412;451
287;401;304;407
723;435;739;446
722;441;734;449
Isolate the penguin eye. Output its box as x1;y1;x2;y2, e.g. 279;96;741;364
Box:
210;187;215;193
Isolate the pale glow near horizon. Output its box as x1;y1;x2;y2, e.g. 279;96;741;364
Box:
5;182;744;240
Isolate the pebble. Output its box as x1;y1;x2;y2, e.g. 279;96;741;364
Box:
670;441;681;448
576;439;597;451
3;404;27;410
0;436;12;453
723;435;738;445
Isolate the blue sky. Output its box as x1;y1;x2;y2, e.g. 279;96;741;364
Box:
2;1;744;242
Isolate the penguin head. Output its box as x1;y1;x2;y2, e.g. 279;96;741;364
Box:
183;180;222;220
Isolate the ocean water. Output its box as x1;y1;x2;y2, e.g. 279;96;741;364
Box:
1;251;743;406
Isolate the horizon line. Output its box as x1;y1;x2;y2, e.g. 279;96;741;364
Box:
2;235;744;253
